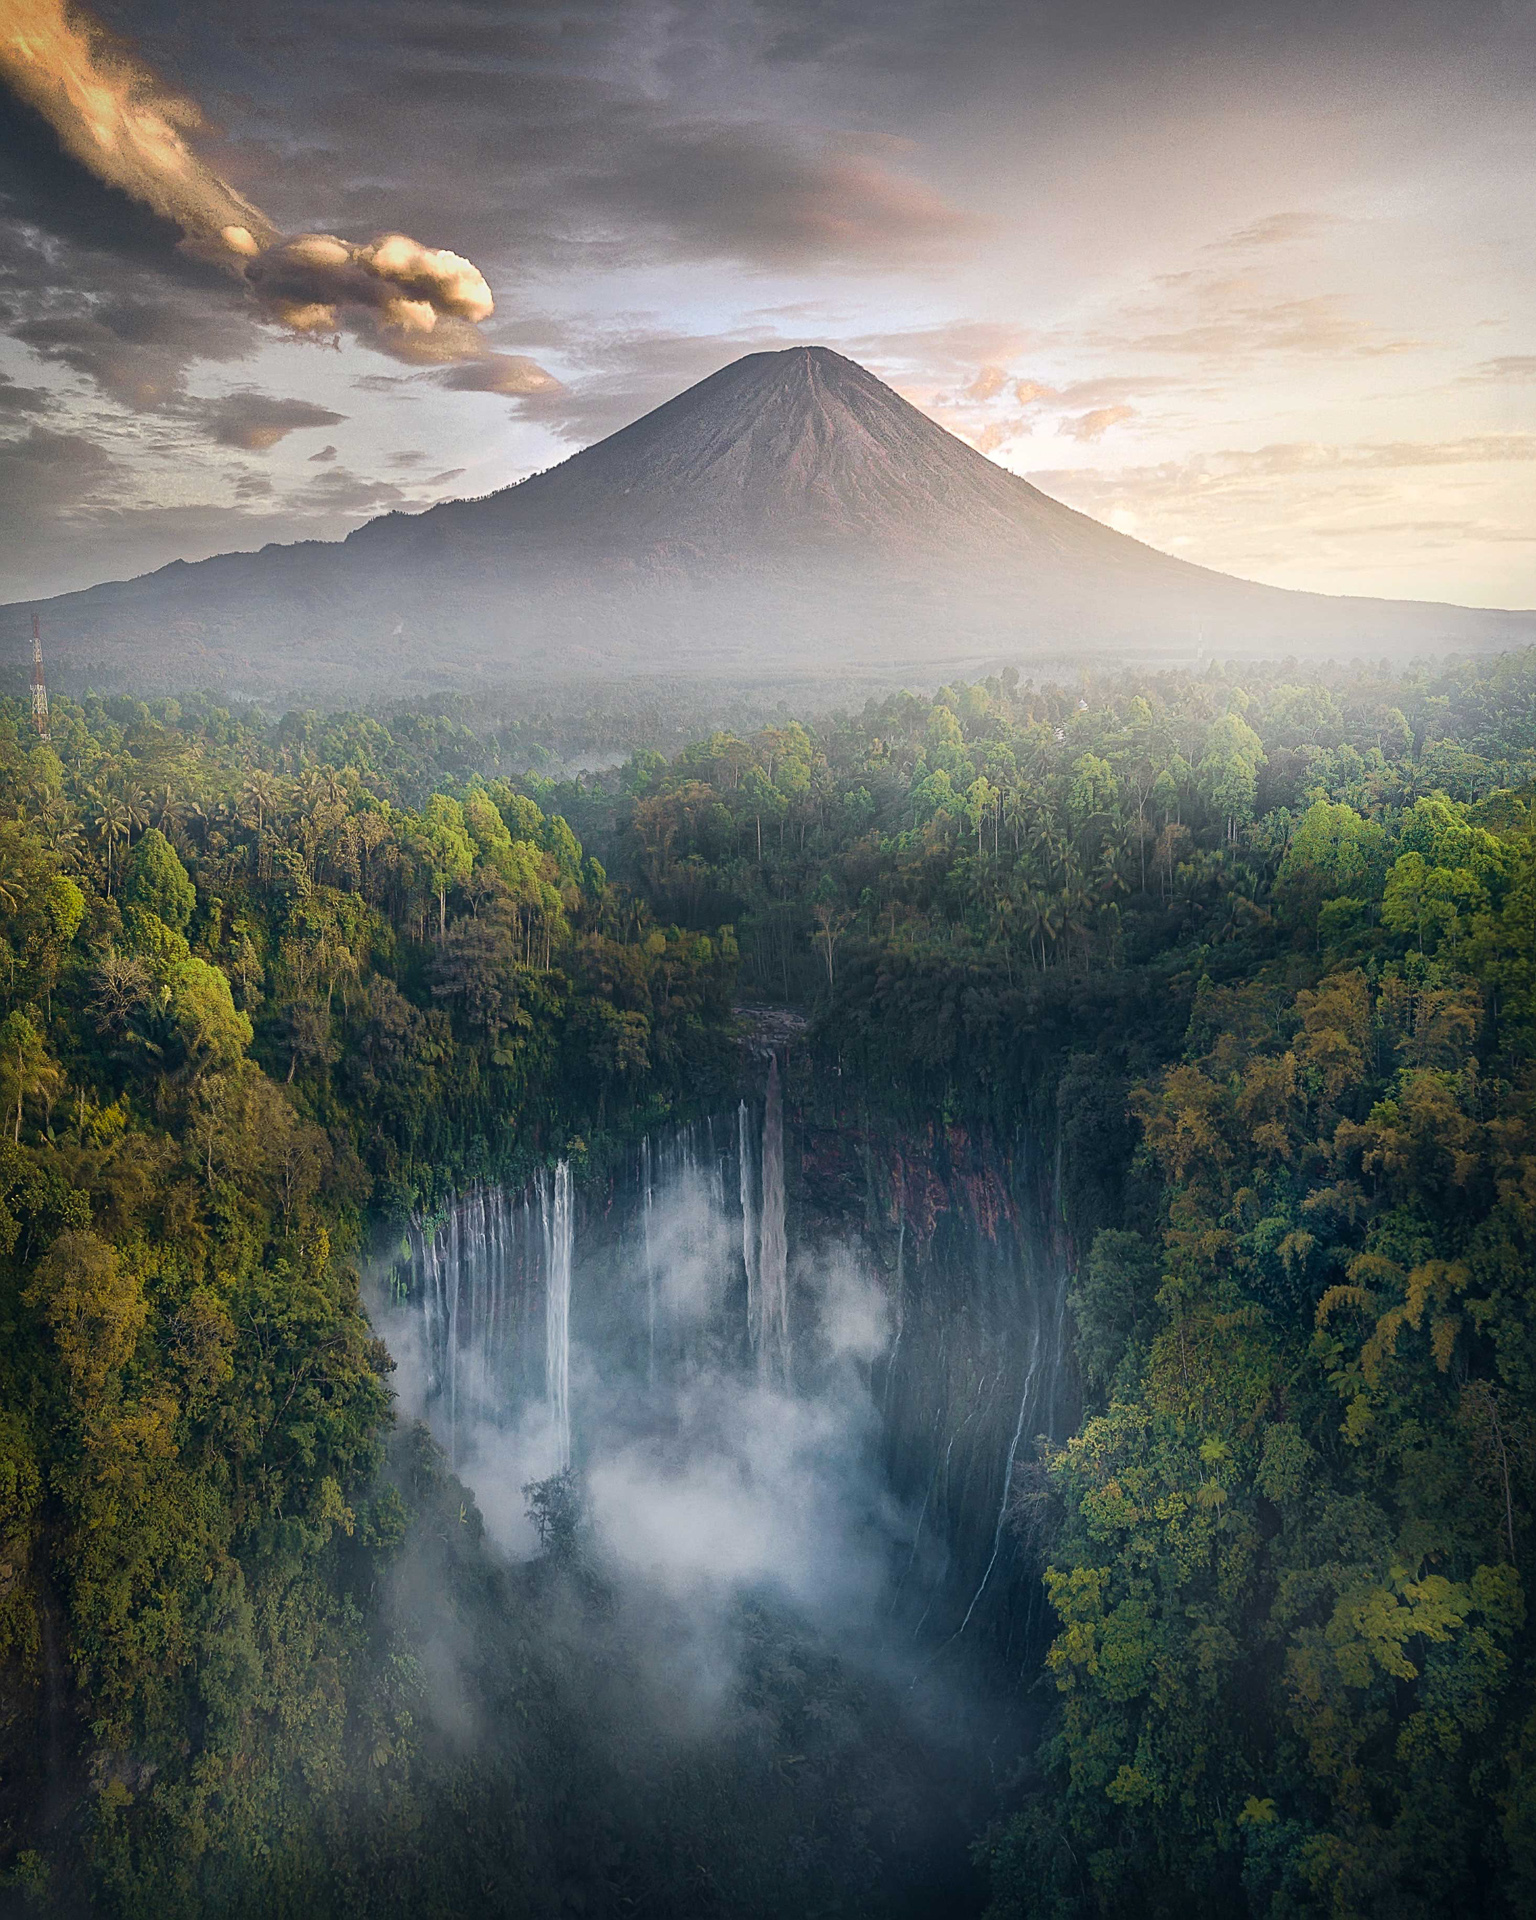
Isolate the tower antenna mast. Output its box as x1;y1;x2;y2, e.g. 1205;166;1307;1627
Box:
30;614;49;741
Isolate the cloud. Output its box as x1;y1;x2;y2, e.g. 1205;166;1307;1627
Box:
240;230;498;364
0;0;554;381
295;466;409;513
438;353;565;398
0;372;52;417
1460;355;1536;383
1109;286;1420;361
0;423;119;532
1208;210;1342;251
581;125;975;268
13;300;252;409
0;0;270;251
1028;430;1536;508
1060;403;1134;440
865;355;1176;459
309;443;338;462
964;364;1009;401
198;389;344;451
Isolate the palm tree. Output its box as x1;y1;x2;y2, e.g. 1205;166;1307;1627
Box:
239;770;283;835
293;768;329;818
151;785;187;836
181;798;210;851
29;794;80;863
84;786;133;894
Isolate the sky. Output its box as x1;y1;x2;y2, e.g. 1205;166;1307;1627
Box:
1;0;1533;608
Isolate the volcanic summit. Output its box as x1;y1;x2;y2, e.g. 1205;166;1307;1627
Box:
6;346;1531;701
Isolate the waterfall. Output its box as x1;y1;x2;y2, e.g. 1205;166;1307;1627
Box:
404;1173;570;1471
757;1052;789;1385
738;1099;758;1352
541;1160;574;1472
391;1079;1075;1672
641;1134;656;1385
948;1326;1039;1646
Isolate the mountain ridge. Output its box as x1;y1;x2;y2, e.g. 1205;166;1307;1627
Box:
6;345;1532;702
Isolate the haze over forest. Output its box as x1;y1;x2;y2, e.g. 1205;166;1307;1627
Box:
1;6;1535;1920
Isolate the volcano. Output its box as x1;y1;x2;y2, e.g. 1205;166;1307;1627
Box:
6;346;1531;701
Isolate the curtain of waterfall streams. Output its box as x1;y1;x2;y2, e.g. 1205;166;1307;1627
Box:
756;1052;789;1385
385;1057;1077;1672
540;1160;573;1472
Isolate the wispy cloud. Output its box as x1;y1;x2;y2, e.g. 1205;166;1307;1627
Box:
1102;286;1420;361
1059;404;1135;441
1459;355;1536;383
1205;210;1344;252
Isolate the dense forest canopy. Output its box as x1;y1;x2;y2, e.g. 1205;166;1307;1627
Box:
1;646;1535;1915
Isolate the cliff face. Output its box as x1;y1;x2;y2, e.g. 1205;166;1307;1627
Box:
9;347;1531;702
795;1109;1078;1658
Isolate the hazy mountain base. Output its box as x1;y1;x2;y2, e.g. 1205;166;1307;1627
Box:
7;345;1531;707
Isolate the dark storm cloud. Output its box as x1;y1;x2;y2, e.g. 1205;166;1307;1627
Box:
9;0;1516;401
109;2;977;279
0;85;263;412
571;126;973;267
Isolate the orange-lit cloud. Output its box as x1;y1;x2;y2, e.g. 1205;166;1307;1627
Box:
0;0;537;375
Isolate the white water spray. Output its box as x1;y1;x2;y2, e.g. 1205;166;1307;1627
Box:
738;1099;758;1348
641;1134;656;1385
541;1160;574;1472
757;1053;789;1385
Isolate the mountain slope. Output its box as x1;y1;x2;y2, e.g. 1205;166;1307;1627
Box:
6;346;1532;702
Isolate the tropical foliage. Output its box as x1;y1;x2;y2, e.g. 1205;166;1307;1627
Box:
4;646;1536;1915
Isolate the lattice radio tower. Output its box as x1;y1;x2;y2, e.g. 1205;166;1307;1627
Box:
30;613;49;740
